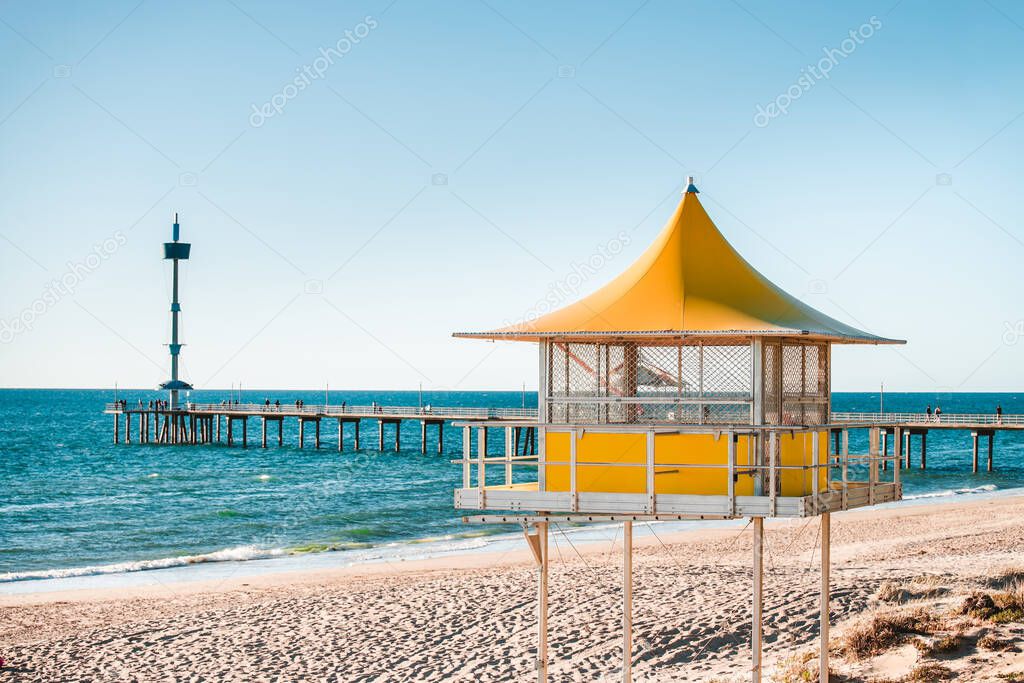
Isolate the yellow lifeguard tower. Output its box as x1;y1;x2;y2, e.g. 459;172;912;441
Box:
453;179;904;682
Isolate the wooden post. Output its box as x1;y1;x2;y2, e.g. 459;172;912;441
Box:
242;417;248;449
437;421;444;455
623;520;633;683
126;413;132;444
378;420;384;451
752;517;764;683
537;520;549;682
227;417;233;447
277;418;283;446
299;419;305;449
481;427;488;456
972;431;979;473
217;415;222;443
832;429;840;456
420;420;427;454
191;415;197;444
820;512;831;683
920;431;927;469
354;419;360;450
988;432;994;472
315;419;321;449
394;420;401;452
338;419;344;452
894;426;902;470
881;429;888;471
262;418;268;449
505;426;514;485
515;426;522;457
868;428;879;495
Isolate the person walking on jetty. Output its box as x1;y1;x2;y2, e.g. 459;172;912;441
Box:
996;404;1003;424
935;406;942;422
926;406;932;422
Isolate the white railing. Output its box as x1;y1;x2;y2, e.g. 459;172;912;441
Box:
105;402;539;420
452;422;899;516
830;412;1023;426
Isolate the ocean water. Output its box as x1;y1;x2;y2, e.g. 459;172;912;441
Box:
1;389;1022;591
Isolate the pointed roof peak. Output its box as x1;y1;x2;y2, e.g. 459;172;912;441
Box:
684;176;699;194
454;182;903;345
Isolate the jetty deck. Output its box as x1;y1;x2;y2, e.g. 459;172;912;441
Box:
104;404;1021;473
104;402;538;452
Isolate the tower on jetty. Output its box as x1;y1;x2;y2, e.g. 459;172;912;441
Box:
452;178;905;682
158;213;193;409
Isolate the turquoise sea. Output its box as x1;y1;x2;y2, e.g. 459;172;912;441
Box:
2;389;1022;591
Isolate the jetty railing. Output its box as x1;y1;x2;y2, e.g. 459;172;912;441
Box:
105;402;539;420
830;411;1023;426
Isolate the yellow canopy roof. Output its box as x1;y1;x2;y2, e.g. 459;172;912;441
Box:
455;182;902;345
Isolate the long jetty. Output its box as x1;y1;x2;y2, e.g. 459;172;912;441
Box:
830;411;1023;473
104;402;538;454
104;404;1020;472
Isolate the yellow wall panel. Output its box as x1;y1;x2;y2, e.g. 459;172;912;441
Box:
543;428;828;497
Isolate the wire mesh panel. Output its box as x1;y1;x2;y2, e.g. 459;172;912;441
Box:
637;345;681;394
549;342;567;398
680;345;701;397
566;343;599;395
702;344;753;398
762;341;782;425
776;341;830;425
604;343;635;399
546;338;756;425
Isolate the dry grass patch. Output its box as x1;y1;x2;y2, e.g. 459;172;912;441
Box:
988;567;1024;591
978;632;1017;651
840;606;938;659
875;577;949;605
771;650;821;682
960;587;1024;624
929;632;965;654
902;662;955;682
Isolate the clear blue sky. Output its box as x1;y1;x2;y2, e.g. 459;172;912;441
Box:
1;0;1022;392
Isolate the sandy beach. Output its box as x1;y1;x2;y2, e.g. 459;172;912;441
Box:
3;495;1024;681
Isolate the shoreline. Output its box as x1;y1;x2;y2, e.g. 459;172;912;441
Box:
0;481;1010;598
4;494;1024;680
3;488;1019;608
